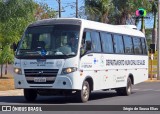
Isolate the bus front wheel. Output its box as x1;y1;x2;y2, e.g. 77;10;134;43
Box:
77;81;90;103
24;89;37;102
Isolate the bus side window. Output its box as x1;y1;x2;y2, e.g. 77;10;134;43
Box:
113;34;124;54
85;32;92;50
91;31;101;52
81;31;92;55
100;32;114;53
133;37;143;55
123;35;134;54
141;38;147;55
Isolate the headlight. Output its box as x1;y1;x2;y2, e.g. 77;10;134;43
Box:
14;68;22;74
61;67;77;74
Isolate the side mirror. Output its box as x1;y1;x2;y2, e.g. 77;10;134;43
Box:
80;40;92;57
11;43;17;51
85;40;91;51
12;41;20;52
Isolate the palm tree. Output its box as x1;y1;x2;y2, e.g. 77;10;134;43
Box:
84;0;113;23
134;0;152;34
112;0;134;25
112;0;151;26
113;0;152;35
150;0;158;47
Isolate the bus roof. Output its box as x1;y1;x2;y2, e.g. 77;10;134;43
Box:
29;18;145;38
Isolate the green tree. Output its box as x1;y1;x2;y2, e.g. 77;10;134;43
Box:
134;0;152;34
112;0;151;25
85;0;114;23
34;2;57;20
145;28;152;48
150;0;158;46
0;45;14;77
111;0;134;24
0;0;57;77
0;0;35;77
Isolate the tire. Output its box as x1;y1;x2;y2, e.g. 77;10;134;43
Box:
116;77;132;96
77;81;90;103
24;89;37;102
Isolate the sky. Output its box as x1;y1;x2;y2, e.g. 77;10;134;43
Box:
35;0;153;29
35;0;84;18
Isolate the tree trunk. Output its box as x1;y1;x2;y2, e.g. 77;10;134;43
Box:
141;17;145;35
121;16;126;25
152;12;157;50
120;12;127;25
152;28;157;43
101;13;109;23
135;17;140;26
0;64;3;78
5;62;8;75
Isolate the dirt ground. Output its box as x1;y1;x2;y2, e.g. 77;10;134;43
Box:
0;74;15;91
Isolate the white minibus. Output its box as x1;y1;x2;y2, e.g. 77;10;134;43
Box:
14;18;148;102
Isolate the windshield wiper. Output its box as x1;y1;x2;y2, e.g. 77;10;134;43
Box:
53;50;70;58
23;51;43;56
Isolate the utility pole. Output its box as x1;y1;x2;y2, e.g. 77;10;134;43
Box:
57;0;61;18
157;0;160;80
56;0;65;18
141;16;145;34
76;0;78;18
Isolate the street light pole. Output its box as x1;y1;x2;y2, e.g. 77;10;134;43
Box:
157;0;160;80
76;0;78;18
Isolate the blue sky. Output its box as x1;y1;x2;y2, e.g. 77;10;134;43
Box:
35;0;83;18
35;0;153;29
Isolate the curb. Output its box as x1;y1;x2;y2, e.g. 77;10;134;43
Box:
145;79;160;82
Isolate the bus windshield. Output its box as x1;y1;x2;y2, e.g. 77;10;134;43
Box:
16;25;80;59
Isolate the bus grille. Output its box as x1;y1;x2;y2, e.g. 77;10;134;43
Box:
24;69;59;84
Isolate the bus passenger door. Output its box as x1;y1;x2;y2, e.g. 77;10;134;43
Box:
80;30;104;90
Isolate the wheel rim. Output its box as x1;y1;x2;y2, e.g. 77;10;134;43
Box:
82;84;89;99
128;85;131;93
127;81;131;94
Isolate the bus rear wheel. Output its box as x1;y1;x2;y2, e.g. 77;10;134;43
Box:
116;77;132;96
24;89;37;102
77;81;90;103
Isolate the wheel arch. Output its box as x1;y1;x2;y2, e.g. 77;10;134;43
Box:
84;76;94;91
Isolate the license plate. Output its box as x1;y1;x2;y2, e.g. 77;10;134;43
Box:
34;77;46;82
